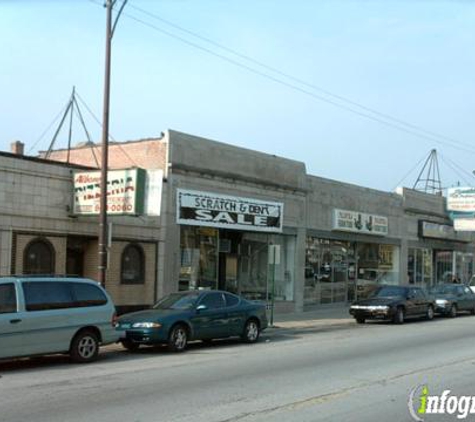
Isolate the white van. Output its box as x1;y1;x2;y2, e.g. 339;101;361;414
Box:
0;276;119;363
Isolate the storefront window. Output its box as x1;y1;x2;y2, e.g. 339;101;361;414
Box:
455;252;474;284
179;227;295;301
304;238;355;305
180;227;218;291
355;243;399;299
408;248;432;286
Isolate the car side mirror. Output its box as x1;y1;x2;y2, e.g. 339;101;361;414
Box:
196;304;207;312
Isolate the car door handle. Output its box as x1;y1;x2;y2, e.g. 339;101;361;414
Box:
10;319;22;324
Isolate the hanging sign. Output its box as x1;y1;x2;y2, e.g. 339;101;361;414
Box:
177;189;283;233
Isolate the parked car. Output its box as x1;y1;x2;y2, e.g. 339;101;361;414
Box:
349;285;435;324
0;276;119;363
429;284;475;317
116;290;268;352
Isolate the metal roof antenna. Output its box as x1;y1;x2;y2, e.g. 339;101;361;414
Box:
413;149;443;195
44;86;99;166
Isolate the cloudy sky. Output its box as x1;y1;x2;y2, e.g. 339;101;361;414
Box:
1;0;474;192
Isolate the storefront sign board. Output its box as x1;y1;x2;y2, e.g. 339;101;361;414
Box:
73;168;146;215
454;218;475;232
177;189;283;233
447;187;475;213
332;209;388;236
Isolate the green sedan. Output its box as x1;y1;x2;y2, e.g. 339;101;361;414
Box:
116;290;268;352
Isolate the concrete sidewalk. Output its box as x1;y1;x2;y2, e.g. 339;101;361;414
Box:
269;304;355;331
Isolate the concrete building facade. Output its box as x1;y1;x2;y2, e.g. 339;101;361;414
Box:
2;131;473;314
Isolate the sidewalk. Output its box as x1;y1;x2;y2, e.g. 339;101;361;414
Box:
269;304;355;331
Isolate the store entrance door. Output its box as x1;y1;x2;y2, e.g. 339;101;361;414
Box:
218;231;269;300
434;250;454;284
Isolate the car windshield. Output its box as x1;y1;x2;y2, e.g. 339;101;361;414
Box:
369;286;406;298
153;293;199;310
430;285;458;295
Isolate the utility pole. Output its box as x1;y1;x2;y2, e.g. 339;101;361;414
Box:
98;0;128;286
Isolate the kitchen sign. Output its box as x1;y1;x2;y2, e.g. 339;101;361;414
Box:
332;209;388;236
177;189;283;233
73;168;146;215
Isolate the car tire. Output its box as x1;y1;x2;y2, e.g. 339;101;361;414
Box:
471;307;475;315
241;319;260;343
70;330;100;363
449;304;457;318
168;324;188;352
393;307;404;324
355;317;366;324
426;305;434;320
121;339;140;352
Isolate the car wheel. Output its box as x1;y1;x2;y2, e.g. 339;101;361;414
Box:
355;317;365;324
121;339;140;352
242;319;260;343
426;305;434;320
393;307;404;324
471;307;475;315
70;330;99;363
168;324;188;352
449;304;457;318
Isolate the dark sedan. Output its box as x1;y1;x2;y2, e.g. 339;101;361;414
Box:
349;285;435;324
116;290;268;352
429;284;475;317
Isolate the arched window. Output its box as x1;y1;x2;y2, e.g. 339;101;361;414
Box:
121;244;145;284
23;238;55;275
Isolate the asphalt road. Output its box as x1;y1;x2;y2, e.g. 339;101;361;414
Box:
1;315;475;422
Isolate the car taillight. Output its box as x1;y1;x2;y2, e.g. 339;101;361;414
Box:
111;312;118;327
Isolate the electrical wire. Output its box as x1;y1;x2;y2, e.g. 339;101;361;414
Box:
391;152;430;192
439;153;475;187
86;0;475;155
127;2;475;155
28;103;69;154
75;91;139;167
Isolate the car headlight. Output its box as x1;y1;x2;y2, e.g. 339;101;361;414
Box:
368;305;389;311
132;322;162;328
350;305;389;311
436;299;448;306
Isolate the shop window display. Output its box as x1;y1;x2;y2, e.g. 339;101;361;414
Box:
179;227;295;301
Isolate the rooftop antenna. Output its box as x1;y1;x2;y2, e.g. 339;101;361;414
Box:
44;86;99;166
413;149;443;195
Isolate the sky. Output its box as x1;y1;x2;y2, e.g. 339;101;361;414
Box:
1;0;475;192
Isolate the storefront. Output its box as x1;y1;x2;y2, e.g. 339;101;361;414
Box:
409;220;474;286
304;208;399;304
177;189;295;302
35;130;475;313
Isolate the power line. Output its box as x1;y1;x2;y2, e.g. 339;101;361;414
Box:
28;103;69;154
127;3;475;155
85;0;475;155
391;152;429;192
439;153;475;187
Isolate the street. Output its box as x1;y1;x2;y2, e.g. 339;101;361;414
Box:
1;316;475;422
